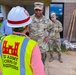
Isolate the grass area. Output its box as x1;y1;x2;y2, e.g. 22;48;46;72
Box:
53;44;68;52
0;33;2;40
61;45;68;52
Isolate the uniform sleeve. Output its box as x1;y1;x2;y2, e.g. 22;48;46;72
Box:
47;20;55;37
47;19;53;32
49;27;55;38
58;21;63;32
31;44;45;75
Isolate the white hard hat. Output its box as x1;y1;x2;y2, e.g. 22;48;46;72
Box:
7;6;32;28
0;13;3;17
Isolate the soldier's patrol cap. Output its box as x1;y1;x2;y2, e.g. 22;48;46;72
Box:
51;12;56;18
34;2;44;10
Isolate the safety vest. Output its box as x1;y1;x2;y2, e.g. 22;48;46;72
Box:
0;41;2;69
1;34;37;75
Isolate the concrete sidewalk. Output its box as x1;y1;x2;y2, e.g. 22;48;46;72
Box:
45;51;76;75
0;51;76;75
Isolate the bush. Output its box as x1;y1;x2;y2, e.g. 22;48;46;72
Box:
61;44;68;52
53;44;68;52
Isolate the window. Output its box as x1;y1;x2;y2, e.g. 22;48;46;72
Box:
25;5;34;15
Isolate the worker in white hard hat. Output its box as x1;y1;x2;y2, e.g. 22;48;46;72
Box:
0;6;45;75
49;12;63;63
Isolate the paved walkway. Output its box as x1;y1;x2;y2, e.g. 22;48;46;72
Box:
45;51;76;75
0;51;76;75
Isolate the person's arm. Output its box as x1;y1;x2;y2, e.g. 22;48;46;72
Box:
58;21;63;32
54;20;63;33
1;21;5;36
43;20;55;42
31;44;45;75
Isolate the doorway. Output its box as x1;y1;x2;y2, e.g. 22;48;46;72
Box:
50;3;64;38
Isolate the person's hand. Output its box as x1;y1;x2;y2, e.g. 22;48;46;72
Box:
43;36;50;43
54;28;59;32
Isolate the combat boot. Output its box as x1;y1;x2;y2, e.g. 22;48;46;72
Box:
42;52;47;65
58;52;63;63
49;51;54;62
49;56;54;62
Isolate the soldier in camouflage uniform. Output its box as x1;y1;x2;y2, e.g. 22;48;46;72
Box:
29;2;53;64
49;12;63;63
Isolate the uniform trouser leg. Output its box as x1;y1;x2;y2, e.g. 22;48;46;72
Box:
41;52;46;64
49;50;54;62
56;39;63;63
49;40;54;62
57;51;63;63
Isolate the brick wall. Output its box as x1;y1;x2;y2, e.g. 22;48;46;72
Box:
64;3;76;41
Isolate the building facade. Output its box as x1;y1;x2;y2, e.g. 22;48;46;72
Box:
0;0;76;41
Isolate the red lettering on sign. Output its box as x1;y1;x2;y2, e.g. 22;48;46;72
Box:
2;40;20;56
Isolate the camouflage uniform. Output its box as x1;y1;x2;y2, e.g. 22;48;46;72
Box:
29;14;53;53
49;20;63;52
49;19;63;63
